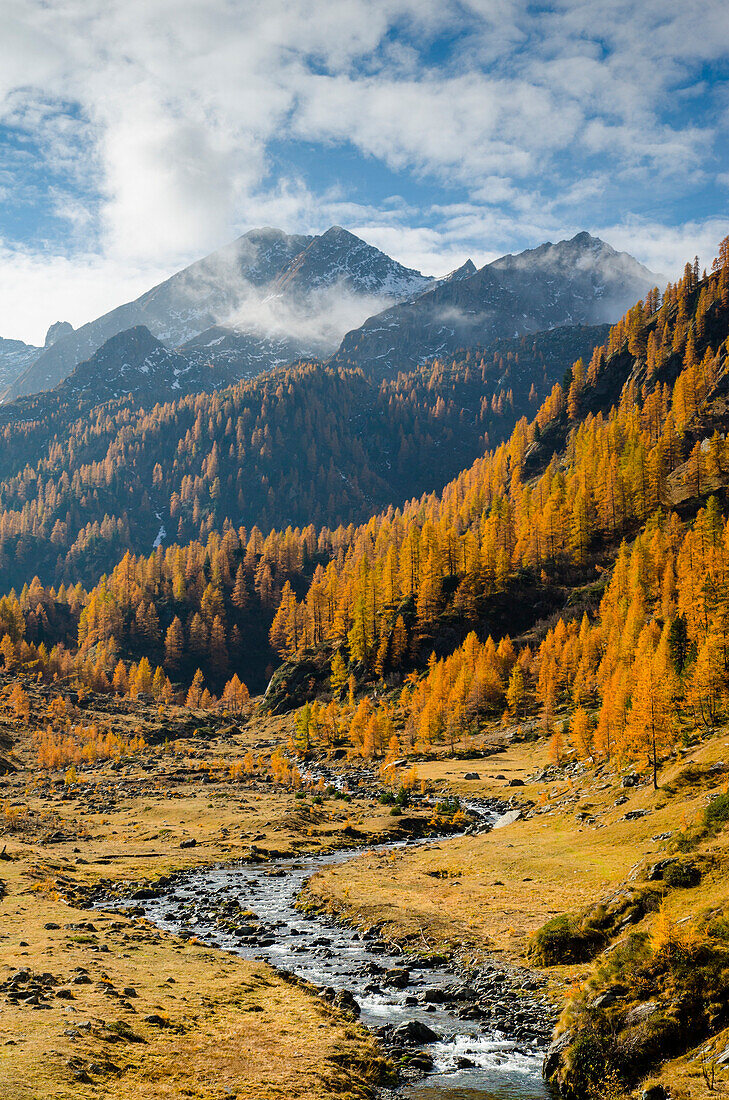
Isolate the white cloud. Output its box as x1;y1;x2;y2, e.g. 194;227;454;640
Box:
595;217;729;281
0;0;727;340
349;222;494;276
0;245;177;345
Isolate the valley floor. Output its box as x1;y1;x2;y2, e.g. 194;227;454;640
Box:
305;737;729;1100
1;682;729;1100
0;696;402;1100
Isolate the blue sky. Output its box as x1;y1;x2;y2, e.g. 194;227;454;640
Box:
1;0;729;343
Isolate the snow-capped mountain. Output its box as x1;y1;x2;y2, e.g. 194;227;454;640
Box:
171;226;432;380
332;233;659;376
179;327;307;384
56;326;195;404
271;225;428;299
3;226;431;401
0;337;42;391
3;228;658;403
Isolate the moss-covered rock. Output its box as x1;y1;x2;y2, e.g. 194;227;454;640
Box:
528;914;605;966
262;652;332;713
544;921;729;1099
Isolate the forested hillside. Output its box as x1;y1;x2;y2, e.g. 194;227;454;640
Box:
0;324;604;591
263;249;729;690
0;238;726;1100
0;243;722;724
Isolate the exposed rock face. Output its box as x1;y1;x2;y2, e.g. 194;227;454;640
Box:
333;232;658;378
44;321;74;347
0;337;42;390
3;227;655;401
54;326;194;404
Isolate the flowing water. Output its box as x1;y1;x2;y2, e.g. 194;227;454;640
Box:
113;810;551;1099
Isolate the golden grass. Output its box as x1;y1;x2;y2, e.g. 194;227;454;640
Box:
306;732;729;970
5;680;729;1100
0;705;396;1100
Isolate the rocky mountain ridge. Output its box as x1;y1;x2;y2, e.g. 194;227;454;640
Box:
332;232;658;376
2;228;657;403
2;226;431;402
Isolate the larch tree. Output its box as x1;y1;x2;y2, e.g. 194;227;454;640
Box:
186;669;206;708
330;651;348;698
164;617;185;670
506;664;525;718
625;635;677;790
570;706;595;762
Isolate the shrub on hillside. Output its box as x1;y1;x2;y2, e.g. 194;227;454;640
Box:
704;792;729;828
528;914;605;966
663;860;701;888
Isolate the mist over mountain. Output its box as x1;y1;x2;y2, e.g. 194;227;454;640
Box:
1;227;656;405
3;226;431;402
333;232;659;376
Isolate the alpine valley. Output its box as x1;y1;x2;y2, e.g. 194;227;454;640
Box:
2;224;729;1100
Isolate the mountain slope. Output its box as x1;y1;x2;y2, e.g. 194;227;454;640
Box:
56;326;196;404
333;232;658;377
4;227;431;401
0;320;75;393
178;326;305;386
0;323;607;591
170;226;432;384
0;337;41;391
257;245;729;699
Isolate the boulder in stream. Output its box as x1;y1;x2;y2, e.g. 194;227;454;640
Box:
392;1020;440;1045
333;989;360;1017
384;968;410;989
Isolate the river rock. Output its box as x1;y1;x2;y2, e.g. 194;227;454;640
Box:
408;1052;434;1072
543;1029;572;1082
384;968;410;989
392;1020;440;1045
333;989;360;1016
421;988;449;1003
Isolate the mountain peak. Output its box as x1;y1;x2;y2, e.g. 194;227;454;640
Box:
272;226;431;301
57;325;193;403
45;321;74;347
442;259;478;284
333;233;657;376
570;230;601;247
